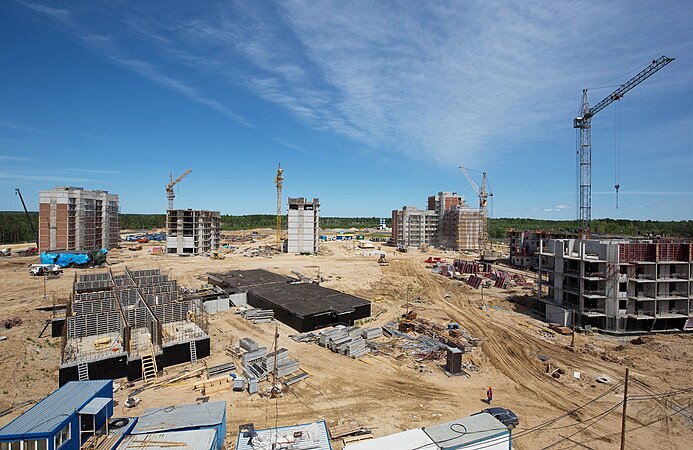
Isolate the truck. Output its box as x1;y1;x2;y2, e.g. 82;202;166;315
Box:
29;264;63;276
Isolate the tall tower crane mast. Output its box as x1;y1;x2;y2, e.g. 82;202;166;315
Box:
275;163;284;252
574;55;674;235
166;169;192;211
459;166;493;254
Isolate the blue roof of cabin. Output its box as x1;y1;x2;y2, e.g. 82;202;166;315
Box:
0;380;111;439
131;402;226;434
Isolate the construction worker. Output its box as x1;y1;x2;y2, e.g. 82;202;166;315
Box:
486;386;493;405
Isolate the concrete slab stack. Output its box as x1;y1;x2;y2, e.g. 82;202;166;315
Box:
362;327;383;339
242;347;267;366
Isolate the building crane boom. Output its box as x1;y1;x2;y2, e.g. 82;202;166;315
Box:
166;169;192;211
275;163;284;252
459;166;493;256
15;188;38;248
574;55;674;235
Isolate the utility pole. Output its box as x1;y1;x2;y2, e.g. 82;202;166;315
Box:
571;309;576;350
620;368;629;450
271;323;279;397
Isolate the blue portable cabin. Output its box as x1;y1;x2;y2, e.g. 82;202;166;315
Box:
129;402;226;450
0;380;113;450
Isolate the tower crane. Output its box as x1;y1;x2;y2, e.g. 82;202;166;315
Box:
459;166;494;259
166;169;192;211
574;55;674;236
275;163;284;252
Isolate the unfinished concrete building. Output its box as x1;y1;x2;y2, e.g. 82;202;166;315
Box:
58;268;209;385
439;207;483;251
510;230;578;269
166;209;220;255
391;206;438;248
287;198;320;254
38;186;119;252
538;239;693;333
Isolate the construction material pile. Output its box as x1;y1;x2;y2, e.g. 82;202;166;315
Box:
237;338;302;382
239;308;274;324
291;325;375;359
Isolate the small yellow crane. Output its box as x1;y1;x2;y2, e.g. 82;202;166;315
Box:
275;163;284;251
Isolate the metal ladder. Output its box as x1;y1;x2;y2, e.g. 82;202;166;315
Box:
77;362;89;381
141;348;158;382
189;340;198;364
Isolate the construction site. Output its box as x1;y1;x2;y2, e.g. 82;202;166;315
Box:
1;55;692;450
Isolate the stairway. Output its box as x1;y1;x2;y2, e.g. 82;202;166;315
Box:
141;349;158;382
78;362;89;381
189;340;198;364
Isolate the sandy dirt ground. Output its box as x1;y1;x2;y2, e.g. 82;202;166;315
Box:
1;232;692;449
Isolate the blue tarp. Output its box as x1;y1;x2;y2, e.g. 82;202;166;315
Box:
40;249;108;267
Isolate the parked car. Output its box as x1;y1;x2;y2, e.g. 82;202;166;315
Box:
475;407;519;429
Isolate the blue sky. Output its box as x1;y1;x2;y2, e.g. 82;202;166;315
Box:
1;1;692;219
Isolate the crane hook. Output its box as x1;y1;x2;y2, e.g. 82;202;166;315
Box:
615;184;620;209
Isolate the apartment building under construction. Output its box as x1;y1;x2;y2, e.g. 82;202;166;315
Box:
392;191;481;250
538;238;693;333
166;209;220;255
38;186;119;252
287;198;320;254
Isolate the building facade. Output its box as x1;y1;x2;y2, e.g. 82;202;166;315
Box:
392;192;481;251
391;206;438;248
439;207;483;251
539;239;693;333
39;187;119;252
287;198;320;254
509;230;578;269
166;209;220;255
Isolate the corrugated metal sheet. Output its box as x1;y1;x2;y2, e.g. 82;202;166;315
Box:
0;380;111;437
79;397;111;415
116;429;216;450
131;402;226;434
344;428;437;449
423;413;509;449
235;421;331;450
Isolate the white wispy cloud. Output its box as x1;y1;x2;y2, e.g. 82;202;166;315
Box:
0;155;32;161
0;121;37;132
18;1;693;167
0;172;96;183
68;168;121;175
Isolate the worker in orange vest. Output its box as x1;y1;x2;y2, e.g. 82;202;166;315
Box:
486;386;493;405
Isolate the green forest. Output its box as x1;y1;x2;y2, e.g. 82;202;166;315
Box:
1;211;692;244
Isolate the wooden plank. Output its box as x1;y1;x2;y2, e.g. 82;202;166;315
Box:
342;433;373;445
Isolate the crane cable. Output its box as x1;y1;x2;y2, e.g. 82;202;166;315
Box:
615;99;621;208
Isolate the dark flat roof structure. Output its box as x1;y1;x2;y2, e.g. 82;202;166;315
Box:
208;269;291;292
208;269;371;332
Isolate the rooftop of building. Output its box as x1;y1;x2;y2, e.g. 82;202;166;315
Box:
117;429;217;450
235;421;331;450
130;402;226;434
209;269;370;319
288;197;320;205
0;380;111;438
423;413;508;448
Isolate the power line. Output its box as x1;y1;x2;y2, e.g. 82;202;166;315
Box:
539;402;624;450
513;382;623;439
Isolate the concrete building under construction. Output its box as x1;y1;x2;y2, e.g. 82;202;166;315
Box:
439;207;483;251
510;230;579;269
166;209;220;255
287;198;320;254
392;191;482;250
58;268;209;385
538;239;693;333
391;206;438;248
38;186;119;252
